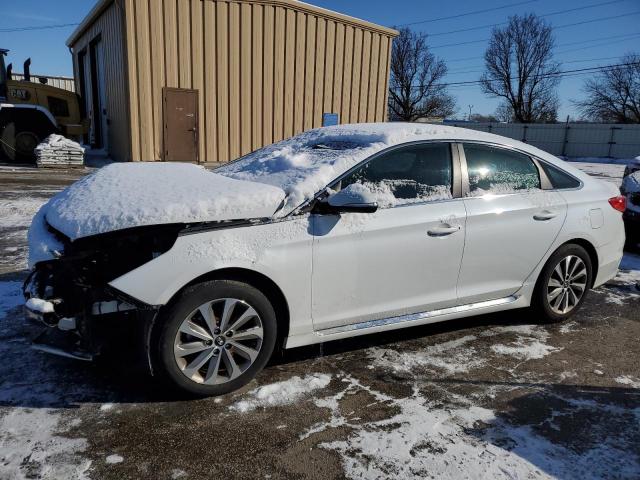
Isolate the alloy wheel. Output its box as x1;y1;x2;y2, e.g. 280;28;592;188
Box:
546;255;587;315
173;298;264;385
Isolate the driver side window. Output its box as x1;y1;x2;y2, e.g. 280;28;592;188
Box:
337;143;453;208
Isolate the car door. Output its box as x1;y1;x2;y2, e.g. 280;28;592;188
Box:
457;142;567;304
310;142;467;331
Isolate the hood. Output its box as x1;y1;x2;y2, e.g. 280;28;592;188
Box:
39;162;286;240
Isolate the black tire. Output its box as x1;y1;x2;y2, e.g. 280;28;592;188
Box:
154;280;277;396
0;116;55;163
532;244;593;323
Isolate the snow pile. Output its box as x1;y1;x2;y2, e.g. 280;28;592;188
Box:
484;325;560;361
615;375;640;388
229;373;331;412
25;297;55;313
218;123;520;215
105;454;124;464
34;162;286;241
369;335;485;375
303;376;639;480
0;407;91;479
35;134;85;168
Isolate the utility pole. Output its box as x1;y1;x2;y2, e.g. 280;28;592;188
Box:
468;105;473;121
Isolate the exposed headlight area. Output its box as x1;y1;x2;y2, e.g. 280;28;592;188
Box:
23;223;183;361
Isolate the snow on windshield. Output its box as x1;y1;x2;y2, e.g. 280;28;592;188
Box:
216;123;464;215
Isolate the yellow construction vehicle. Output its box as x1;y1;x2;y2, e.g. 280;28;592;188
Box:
0;48;88;163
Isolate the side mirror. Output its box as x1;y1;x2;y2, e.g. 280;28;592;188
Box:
316;185;378;214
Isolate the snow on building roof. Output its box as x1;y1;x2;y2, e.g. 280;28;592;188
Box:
217;122;540;215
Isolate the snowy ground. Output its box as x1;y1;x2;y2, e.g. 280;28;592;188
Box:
0;161;639;479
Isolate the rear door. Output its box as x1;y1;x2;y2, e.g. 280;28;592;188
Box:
457;143;567;304
311;142;467;331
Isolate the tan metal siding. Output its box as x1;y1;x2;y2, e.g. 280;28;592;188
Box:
68;1;130;162
118;0;396;162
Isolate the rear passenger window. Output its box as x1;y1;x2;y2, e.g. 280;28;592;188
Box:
339;143;453;207
540;162;581;189
463;144;541;196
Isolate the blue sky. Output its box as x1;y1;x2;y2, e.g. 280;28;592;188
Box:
1;0;638;120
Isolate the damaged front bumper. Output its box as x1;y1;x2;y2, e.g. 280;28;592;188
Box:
23;263;158;365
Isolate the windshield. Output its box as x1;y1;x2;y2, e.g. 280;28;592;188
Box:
216;129;386;216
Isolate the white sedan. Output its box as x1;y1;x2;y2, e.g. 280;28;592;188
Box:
24;123;625;395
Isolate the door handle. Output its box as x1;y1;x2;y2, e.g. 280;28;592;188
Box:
533;210;558;221
427;224;460;237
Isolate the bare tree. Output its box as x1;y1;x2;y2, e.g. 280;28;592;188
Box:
575;53;640;123
388;28;456;121
494;103;515;122
481;14;560;123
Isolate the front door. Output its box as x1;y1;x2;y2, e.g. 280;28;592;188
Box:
311;142;467;331
457;143;567;304
163;88;199;162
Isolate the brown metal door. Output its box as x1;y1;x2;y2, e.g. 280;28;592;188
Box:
163;88;199;162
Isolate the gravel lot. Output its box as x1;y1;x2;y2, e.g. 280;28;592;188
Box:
0;162;639;479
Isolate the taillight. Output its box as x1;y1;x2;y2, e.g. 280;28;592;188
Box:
608;196;626;212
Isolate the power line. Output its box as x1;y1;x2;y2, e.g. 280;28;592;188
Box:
427;0;625;37
557;33;640;54
430;11;640;49
413;61;640;89
0;22;79;33
396;0;538;27
446;48;640;76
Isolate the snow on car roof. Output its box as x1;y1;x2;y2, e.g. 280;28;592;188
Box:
217;122;536;215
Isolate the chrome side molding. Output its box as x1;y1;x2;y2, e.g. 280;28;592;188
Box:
316;295;519;336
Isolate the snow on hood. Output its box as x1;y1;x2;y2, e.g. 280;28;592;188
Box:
37;162;286;240
217;122;547;215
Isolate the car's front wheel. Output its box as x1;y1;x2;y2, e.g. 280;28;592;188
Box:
532;244;593;323
154;280;277;396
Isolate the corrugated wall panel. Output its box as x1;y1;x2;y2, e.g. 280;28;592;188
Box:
251;3;264;151
313;18;326;128
263;5;275;145
192;0;205;162
323;20;335;115
303;15;316;132
203;0;217;162
240;2;252;155
358;31;371;123
216;0;229;162
114;0;395;162
341;25;354;124
69;0;130;162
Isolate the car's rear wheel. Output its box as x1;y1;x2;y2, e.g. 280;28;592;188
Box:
155;280;277;396
532;244;592;323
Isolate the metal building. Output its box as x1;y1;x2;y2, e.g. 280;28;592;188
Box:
67;0;397;163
